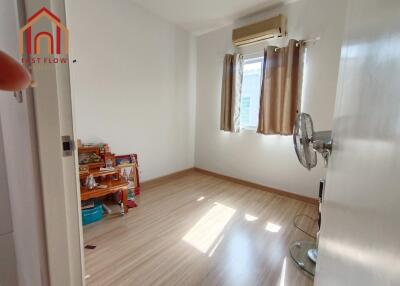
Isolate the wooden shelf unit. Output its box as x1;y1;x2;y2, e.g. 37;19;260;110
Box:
79;145;129;214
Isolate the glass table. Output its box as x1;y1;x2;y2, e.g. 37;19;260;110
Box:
289;240;317;276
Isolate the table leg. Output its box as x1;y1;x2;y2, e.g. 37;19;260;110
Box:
122;189;129;214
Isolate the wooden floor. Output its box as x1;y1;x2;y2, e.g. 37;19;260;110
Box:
83;171;317;286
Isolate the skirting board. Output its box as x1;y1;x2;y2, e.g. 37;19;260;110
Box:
141;167;318;205
193;168;318;205
141;168;195;190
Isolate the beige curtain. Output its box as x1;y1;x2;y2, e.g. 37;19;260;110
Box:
220;54;243;132
257;39;305;135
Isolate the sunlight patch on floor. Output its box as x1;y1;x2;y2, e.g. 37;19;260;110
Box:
183;202;236;253
279;258;287;286
244;214;258;221
208;234;224;257
265;222;281;233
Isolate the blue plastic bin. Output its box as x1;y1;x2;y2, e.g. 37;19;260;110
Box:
82;202;103;225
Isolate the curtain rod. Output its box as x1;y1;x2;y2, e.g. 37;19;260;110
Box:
297;36;321;46
241;37;321;57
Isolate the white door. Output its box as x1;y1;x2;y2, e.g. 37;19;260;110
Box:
21;0;84;285
315;0;400;285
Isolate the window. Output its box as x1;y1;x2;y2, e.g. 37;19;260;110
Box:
240;57;263;130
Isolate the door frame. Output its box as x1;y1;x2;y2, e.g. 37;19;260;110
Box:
19;0;84;285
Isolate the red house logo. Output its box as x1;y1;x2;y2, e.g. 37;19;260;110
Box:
19;7;68;55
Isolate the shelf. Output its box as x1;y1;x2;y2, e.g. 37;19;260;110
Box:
81;179;129;201
78;146;100;155
79;168;119;179
79;162;104;170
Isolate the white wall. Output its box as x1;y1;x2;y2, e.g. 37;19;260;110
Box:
67;0;196;181
195;0;347;198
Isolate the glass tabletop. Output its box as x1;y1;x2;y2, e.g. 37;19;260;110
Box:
289;240;317;276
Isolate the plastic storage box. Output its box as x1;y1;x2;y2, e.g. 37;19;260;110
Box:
82;202;103;225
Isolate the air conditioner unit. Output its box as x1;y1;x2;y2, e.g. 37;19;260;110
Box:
232;15;285;46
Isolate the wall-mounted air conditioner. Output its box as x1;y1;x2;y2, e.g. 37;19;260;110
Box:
232;15;286;46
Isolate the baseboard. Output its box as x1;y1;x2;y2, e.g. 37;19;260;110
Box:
193;167;318;205
141;168;195;190
141;167;318;205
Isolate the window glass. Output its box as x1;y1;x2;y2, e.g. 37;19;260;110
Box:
240;57;263;129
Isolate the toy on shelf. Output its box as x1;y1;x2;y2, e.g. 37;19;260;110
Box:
115;154;141;196
112;154;141;208
78;143;141;221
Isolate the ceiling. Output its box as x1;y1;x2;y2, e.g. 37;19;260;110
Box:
131;0;285;35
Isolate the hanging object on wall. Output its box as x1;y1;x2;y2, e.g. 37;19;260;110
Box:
232;14;286;46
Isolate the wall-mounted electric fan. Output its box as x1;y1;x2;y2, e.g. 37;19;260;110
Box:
290;113;333;275
293;113;332;170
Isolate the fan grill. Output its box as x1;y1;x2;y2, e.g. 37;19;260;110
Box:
293;113;317;170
